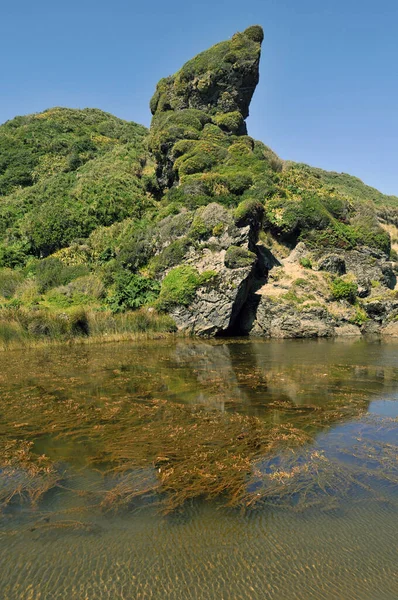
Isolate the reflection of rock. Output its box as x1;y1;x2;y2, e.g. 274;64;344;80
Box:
173;342;248;408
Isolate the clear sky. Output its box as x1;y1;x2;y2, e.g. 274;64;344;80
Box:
2;0;397;195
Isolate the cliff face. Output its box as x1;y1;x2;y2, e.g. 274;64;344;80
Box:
148;26;263;189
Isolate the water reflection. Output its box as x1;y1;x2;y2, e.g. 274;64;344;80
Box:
0;338;397;599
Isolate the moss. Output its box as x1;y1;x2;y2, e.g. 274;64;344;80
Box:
212;223;225;236
224;246;256;269
371;279;381;288
234;198;264;227
156;265;217;310
214;111;244;134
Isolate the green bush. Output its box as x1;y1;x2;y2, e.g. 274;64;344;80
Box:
214;111;243;134
299;257;312;269
234;198;264;227
106;271;160;313
0;244;29;268
189;216;211;241
29;258;89;292
330;278;358;303
350;307;369;326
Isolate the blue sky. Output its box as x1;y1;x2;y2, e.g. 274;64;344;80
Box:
2;0;397;195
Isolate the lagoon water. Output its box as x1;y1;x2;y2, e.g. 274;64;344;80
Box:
0;338;397;599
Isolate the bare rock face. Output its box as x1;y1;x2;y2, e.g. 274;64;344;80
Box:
250;298;335;338
148;26;263;188
318;255;346;275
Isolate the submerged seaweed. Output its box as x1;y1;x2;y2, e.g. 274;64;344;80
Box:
0;340;397;517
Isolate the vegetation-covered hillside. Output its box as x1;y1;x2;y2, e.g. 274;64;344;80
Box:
0;108;148;263
0;25;397;345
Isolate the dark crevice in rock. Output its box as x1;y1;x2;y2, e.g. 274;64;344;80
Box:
217;243;279;337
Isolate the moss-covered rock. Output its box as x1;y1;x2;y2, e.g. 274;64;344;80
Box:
148;26;263;188
224;246;256;269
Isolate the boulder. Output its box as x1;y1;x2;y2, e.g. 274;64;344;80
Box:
318;255;346;275
249;298;335;338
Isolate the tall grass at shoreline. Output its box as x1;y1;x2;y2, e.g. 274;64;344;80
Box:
0;306;177;350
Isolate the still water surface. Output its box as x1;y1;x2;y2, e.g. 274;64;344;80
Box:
0;338;397;599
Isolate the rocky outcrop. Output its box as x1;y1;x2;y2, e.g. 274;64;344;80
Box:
145;25;398;339
170;254;256;336
150;25;263;120
249;299;335;338
318;255;346;275
148;26;263;188
151;202;260;336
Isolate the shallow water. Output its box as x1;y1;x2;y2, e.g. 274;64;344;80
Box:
1;337;397;599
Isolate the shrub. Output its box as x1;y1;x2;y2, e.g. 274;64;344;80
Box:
224;246;256;269
15;279;41;305
116;225;155;272
212;223;225;236
48;275;105;306
243;25;264;43
299;257;312;269
106;272;160;313
0;244;29;268
0;268;23;298
350;307;369;326
29;258;89;292
65;275;105;300
330;278;358;303
214;111;243;134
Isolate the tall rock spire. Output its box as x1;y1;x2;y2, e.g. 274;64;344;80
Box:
149;25;263;189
